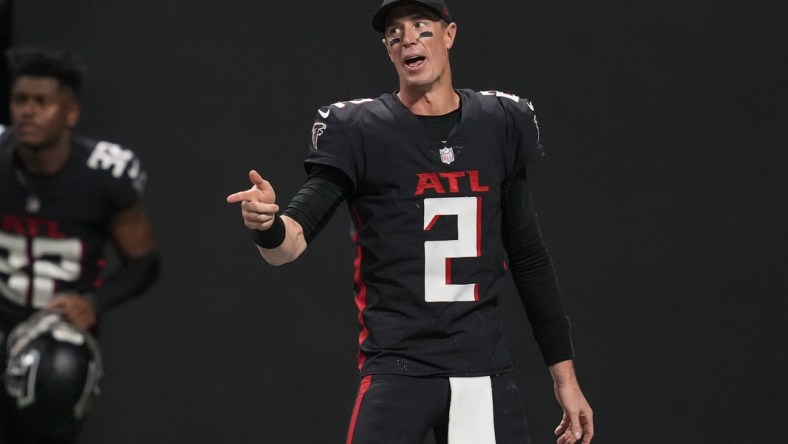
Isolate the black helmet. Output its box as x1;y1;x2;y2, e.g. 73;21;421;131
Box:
4;310;102;438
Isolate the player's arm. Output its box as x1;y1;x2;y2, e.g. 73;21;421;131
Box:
501;177;593;443
49;203;161;330
259;215;308;266
502;177;572;364
91;204;160;309
227;166;350;266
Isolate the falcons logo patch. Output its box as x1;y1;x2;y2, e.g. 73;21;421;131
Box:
311;122;327;150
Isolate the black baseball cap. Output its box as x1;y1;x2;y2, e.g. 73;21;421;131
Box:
372;0;453;33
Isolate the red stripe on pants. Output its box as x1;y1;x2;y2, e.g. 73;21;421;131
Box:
346;374;373;444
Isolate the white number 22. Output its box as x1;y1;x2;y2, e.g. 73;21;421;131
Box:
0;231;82;308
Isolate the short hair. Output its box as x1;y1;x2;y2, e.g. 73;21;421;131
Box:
6;47;85;95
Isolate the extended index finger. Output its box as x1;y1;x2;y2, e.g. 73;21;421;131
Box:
226;188;262;204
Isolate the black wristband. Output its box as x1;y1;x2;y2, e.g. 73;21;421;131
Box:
251;214;286;249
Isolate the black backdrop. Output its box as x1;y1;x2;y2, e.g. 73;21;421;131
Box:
6;1;787;443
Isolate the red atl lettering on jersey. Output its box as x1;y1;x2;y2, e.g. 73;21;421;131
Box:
414;170;490;196
1;215;67;238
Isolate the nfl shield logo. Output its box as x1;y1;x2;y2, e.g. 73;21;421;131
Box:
439;147;455;165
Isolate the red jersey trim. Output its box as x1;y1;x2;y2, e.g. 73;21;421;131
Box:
351;205;369;371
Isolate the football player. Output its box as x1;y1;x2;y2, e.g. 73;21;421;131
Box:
0;47;160;443
228;1;593;443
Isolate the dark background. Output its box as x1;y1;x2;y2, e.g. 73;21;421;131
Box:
4;1;787;443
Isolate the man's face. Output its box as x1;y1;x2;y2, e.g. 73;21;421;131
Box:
383;4;456;91
10;76;80;149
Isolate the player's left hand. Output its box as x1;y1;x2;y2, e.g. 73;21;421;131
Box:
554;381;593;444
550;360;594;444
48;295;97;331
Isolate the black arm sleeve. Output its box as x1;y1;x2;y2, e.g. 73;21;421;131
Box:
282;165;353;244
86;250;161;312
502;177;574;366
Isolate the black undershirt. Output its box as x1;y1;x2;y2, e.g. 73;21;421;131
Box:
281;109;573;365
418;107;461;144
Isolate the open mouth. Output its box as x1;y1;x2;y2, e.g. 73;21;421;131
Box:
16;123;39;133
404;55;426;68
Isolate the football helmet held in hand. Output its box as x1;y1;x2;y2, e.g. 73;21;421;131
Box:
4;310;102;438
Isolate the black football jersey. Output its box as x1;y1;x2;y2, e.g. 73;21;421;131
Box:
0;126;146;325
305;89;544;376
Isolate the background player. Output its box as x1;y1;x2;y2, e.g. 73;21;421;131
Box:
0;47;160;444
228;1;593;442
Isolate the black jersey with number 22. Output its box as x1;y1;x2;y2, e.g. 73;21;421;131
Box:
0;126;145;325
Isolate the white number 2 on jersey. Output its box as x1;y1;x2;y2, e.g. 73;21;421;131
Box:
0;232;82;307
423;197;480;302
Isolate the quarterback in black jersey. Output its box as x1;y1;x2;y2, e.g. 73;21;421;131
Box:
0;48;160;443
228;1;593;443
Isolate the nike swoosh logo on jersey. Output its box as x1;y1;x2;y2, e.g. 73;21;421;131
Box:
319;109;331;118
